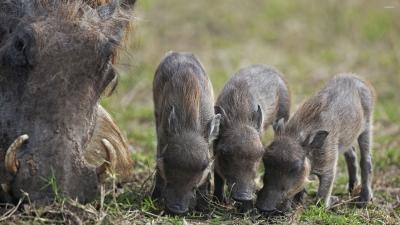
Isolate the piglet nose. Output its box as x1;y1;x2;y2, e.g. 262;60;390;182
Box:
257;205;285;217
232;191;254;202
166;204;188;215
256;204;274;212
256;201;275;213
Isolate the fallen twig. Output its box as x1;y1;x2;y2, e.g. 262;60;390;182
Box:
330;196;359;208
0;198;23;222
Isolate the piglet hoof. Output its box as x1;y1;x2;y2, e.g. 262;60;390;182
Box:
350;185;372;208
354;191;373;208
353;195;371;208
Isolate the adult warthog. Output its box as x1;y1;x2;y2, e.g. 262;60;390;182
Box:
0;0;135;204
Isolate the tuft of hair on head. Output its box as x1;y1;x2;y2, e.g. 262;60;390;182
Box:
19;0;137;64
181;73;201;125
168;71;201;132
89;0;137;64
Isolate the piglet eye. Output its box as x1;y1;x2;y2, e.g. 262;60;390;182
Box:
289;160;303;174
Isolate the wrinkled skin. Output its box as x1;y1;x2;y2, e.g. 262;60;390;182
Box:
152;52;220;215
257;74;375;214
0;0;135;203
213;65;290;208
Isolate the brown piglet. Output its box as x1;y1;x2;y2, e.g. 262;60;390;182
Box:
152;52;221;215
257;74;375;214
213;65;290;209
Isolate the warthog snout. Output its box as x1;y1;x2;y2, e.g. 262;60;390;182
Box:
164;186;196;215
256;189;288;215
229;181;255;202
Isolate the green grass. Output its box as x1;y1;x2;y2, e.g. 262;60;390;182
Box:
300;206;364;225
2;0;400;224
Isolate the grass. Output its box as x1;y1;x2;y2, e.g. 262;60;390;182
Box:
2;0;400;224
41;169;61;203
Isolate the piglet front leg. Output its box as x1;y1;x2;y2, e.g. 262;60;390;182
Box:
316;151;339;208
196;173;211;212
213;171;226;203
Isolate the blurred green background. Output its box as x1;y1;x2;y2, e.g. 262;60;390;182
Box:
101;0;400;223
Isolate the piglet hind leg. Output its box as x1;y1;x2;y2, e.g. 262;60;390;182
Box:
344;147;358;193
355;128;373;208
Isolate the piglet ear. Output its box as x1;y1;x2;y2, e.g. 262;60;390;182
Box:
214;105;229;128
273;118;285;135
253;104;264;132
167;106;178;135
214;106;226;119
207;114;221;143
303;130;329;149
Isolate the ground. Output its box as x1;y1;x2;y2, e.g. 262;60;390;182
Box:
1;0;400;224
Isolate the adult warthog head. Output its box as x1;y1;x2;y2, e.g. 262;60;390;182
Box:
0;0;135;203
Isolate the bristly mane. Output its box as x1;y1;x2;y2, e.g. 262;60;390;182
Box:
0;0;136;96
218;80;255;125
0;0;135;60
284;95;326;135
